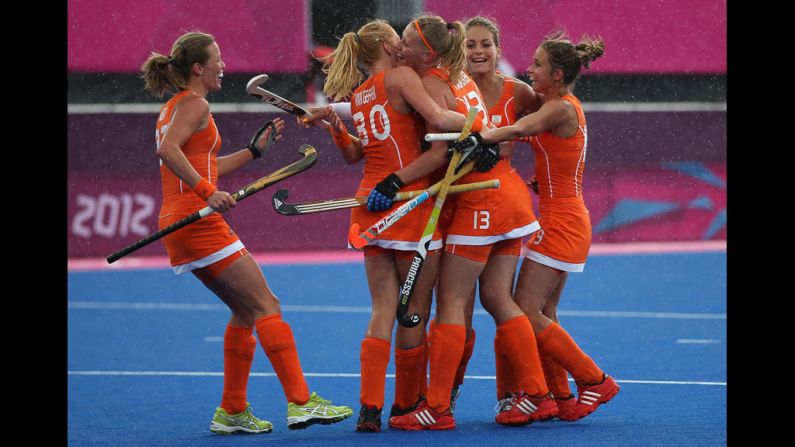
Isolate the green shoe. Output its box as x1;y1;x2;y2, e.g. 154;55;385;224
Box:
287;392;353;430
210;403;273;434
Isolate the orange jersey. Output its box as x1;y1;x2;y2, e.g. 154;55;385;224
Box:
486;75;531;157
529;94;587;205
486;75;519;127
157;90;221;208
155;90;241;271
350;71;441;251
424;68;538;245
524;95;591;271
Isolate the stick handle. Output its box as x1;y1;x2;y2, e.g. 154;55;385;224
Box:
397;108;479;327
106;207;213;264
425;132;461;142
395;179;499;201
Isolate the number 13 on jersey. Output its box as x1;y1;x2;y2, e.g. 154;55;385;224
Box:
473;210;490;229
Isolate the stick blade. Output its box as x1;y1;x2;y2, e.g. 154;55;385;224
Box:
272;189;294;215
348;223;368;249
296;144;318;164
245;74;269;94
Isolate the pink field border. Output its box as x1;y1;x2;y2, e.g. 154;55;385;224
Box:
68;240;726;272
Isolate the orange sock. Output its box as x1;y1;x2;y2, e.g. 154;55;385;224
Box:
427;323;466;413
494;328;516;400
360;337;391;409
453;328;476;388
394;343;426;409
255;314;310;404
536;322;603;386
496;315;548;397
220;324;256;414
422;322;433;399
540;350;572;398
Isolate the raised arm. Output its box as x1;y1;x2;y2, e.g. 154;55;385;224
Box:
391;66;477;132
480;98;571;144
392;75;453;184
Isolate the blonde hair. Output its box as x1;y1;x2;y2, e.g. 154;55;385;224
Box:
413;15;467;84
141;31;215;98
541;29;605;86
323;19;396;101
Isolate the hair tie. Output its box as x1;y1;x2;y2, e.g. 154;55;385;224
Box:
413;20;437;57
353;33;361;43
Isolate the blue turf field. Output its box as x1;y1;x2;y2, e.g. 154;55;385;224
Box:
68;251;726;446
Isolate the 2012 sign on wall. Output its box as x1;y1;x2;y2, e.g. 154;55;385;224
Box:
71;193;155;239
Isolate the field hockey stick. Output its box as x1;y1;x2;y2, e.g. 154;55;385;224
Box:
347;160;476;248
424;132;461;142
394;108;479;327
272;179;499;215
426;133;532;145
246;75;331;129
106;145;318;264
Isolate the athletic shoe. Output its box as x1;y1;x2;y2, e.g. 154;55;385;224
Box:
286;392;354;430
210;403;273;434
554;395;577;421
494;395;515;419
389;396;424;418
355;404;382;432
494;392;557;426
450;386;461;412
388;399;455;431
560;374;620;421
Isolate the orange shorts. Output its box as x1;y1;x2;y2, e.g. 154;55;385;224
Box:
445;237;522;262
351;177;443;251
159;198;244;274
437;194;457;241
445;164;539;246
193;247;248;285
364;245;439;260
524;199;591;272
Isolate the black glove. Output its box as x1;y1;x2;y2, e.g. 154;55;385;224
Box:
367;173;404;211
472;143;500;172
447;132;483;160
247;120;277;159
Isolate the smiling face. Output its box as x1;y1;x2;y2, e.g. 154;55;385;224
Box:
198;42;225;92
466;25;500;76
526;46;559;94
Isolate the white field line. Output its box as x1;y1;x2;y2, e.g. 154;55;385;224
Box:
67;301;726;320
66;370;726;386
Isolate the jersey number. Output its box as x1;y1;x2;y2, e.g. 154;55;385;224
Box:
473;210;490;229
352;104;391;146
